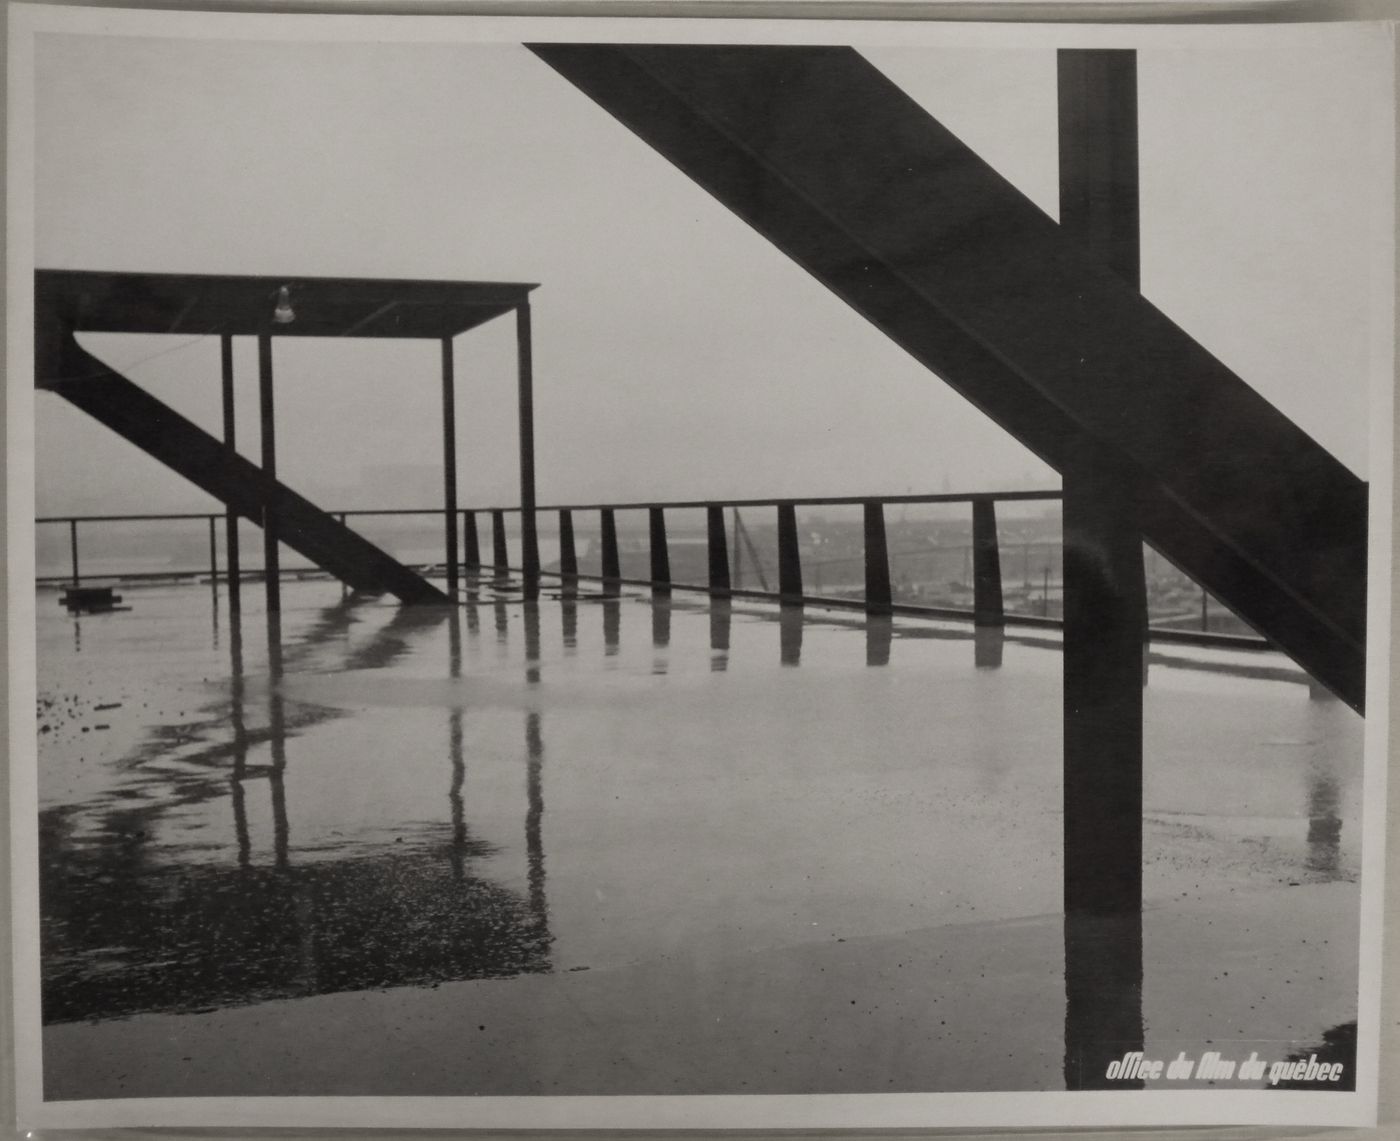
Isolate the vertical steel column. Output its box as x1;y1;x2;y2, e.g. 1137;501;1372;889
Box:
972;498;1005;627
558;510;578;577
1058;49;1141;287
441;338;460;600
600;508;621;596
516;302;540;599
68;520;79;586
257;332;279;613
492;510;510;577
463;511;481;571
1059;48;1145;917
777;504;803;603
863;501;892;614
649;507;671;591
707;505;730;596
220;334;241;614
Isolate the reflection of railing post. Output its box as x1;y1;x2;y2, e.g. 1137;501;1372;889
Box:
558;509;578;579
777;503;802;603
864;501;892;614
707;505;731;596
972;498;1005;627
649;507;671;592
463;510;480;572
208;516;219;598
492;509;509;578
69;519;79;586
1063;912;1144;1090
600;508;621;596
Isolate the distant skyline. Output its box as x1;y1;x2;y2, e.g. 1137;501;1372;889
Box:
30;26;1387;516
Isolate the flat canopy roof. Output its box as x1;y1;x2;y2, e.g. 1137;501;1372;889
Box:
36;269;539;340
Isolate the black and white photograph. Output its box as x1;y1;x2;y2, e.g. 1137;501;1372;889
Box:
5;7;1394;1132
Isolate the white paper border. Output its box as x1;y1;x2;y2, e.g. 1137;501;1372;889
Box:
6;5;1393;1131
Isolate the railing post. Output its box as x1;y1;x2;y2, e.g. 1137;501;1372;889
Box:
863;501;892;614
220;333;241;615
777;503;802;603
463;510;480;572
69;520;79;586
649;507;671;592
492;510;510;579
558;510;578;578
1200;586;1208;632
600;508;621;596
707;505;731;596
972;498;1005;627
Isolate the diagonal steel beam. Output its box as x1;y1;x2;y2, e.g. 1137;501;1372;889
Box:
529;43;1368;711
37;323;450;606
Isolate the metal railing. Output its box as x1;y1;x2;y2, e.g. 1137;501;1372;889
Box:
37;490;1266;650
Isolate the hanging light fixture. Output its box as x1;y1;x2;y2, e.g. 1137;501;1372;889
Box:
272;284;296;325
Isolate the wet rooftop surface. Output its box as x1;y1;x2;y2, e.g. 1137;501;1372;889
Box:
35;577;1362;1097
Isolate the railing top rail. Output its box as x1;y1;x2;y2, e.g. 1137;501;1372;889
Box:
36;489;1064;525
36;511;222;524
488;490;1063;514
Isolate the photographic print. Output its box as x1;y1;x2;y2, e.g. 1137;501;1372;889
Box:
5;7;1393;1131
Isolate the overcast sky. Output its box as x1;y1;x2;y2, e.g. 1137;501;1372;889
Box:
31;25;1387;516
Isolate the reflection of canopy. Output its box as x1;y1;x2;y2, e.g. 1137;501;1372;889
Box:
40;827;552;1024
40;602;551;1026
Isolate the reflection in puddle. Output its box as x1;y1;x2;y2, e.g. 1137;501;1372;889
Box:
779;604;803;666
36;579;1362;1096
40;818;550;1023
40;591;553;1024
865;615;892;668
1063;912;1144;1090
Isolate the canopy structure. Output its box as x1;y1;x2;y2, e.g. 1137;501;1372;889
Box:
36;269;542;607
35;269;535;342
